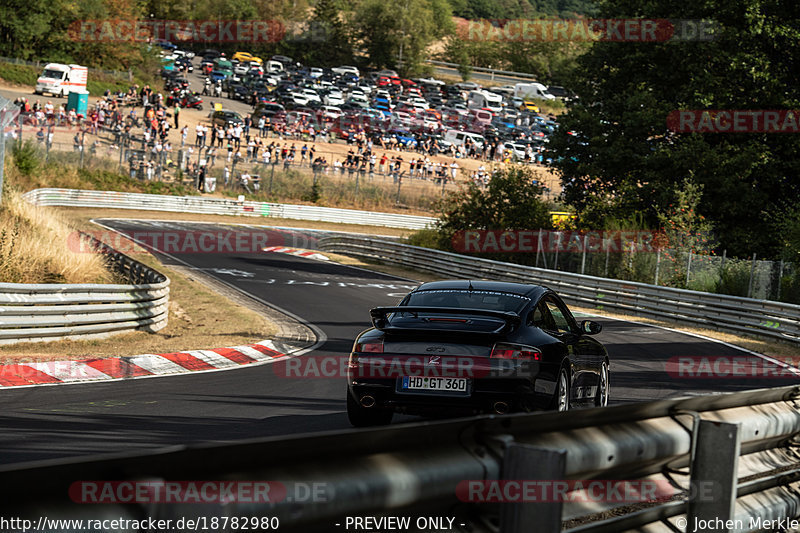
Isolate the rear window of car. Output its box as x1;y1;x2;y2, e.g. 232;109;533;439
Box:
404;290;530;313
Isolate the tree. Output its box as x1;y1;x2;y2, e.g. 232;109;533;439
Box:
431;166;554;262
548;0;800;259
354;0;453;74
0;0;64;60
286;0;354;66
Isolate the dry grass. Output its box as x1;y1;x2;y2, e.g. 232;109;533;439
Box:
0;213;277;362
0;189;115;284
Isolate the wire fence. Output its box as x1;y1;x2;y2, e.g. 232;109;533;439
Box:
520;239;799;303
8;114;559;213
10;138;464;215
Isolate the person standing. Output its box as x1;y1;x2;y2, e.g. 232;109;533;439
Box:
243;114;251;140
197;164;206;191
173;103;180;129
379;153;388;175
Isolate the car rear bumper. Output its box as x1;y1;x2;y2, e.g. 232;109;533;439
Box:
348;377;551;415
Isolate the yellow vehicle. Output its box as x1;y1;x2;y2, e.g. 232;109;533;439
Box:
520;101;540;113
232;52;263;64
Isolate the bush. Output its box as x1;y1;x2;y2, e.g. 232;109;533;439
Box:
715;260;752;297
430;165;554;263
301;182;322;203
12;140;41;176
405;228;442;249
779;273;800;304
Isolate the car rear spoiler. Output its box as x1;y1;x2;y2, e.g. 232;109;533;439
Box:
369;306;521;335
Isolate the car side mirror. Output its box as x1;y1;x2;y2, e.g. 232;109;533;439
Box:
581;320;602;335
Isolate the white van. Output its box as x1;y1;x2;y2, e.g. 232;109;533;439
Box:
266;60;284;74
35;63;88;97
467;90;503;113
445;129;485;150
514;82;556;101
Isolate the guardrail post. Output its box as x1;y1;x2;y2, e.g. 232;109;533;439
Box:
580;235;587;275
537;231;548;269
500;444;566;533
686;420;741;532
554;232;562;270
654;249;661;286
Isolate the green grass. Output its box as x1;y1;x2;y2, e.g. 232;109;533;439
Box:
0;63;38;86
7;146;199;197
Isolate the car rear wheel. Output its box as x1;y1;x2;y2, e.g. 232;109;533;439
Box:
594;361;609;407
552;367;570;412
346;390;393;427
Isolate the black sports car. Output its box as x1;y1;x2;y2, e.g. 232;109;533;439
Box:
346;280;609;427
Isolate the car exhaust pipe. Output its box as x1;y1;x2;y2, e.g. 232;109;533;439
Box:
493;401;509;414
360;395;376;408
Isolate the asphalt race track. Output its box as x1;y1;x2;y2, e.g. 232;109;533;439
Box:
0;219;795;466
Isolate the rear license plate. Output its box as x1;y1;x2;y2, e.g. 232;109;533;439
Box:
401;376;469;393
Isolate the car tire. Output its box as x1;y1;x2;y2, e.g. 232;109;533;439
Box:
552;366;570;412
594;361;609;407
196;105;203;111
346;390;393;427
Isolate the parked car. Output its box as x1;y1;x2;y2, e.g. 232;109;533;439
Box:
209;109;243;127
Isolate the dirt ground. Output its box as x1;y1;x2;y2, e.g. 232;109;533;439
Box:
1;79;564;199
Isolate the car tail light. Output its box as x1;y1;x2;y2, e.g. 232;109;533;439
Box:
490;343;541;361
355;340;383;353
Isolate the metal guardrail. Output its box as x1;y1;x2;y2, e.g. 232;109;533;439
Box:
426;60;538;82
317;235;800;345
22;188;436;230
3;385;800;533
0;234;169;344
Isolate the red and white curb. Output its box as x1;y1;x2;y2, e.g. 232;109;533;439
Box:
262;246;329;261
0;339;300;388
